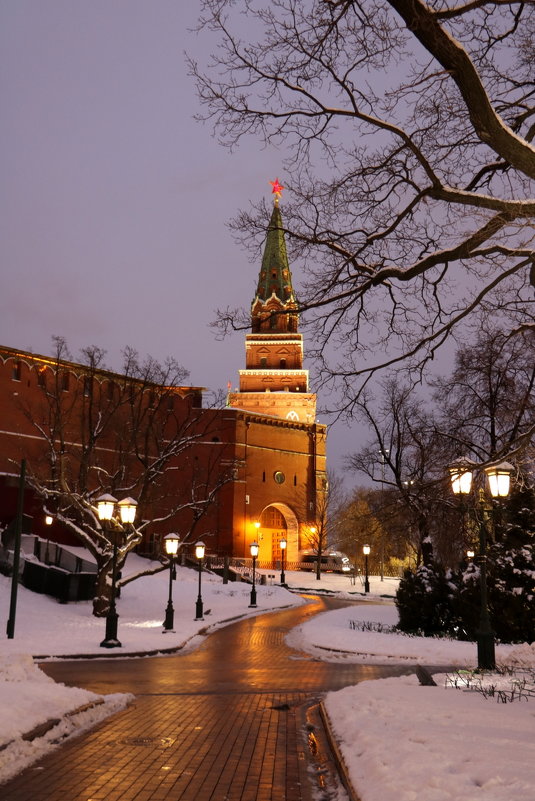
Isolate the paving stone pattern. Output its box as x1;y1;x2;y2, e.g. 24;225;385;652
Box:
2;595;411;800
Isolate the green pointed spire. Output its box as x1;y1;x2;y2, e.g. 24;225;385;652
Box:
255;205;295;304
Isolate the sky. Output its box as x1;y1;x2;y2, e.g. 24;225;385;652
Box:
1;552;534;798
0;0;363;478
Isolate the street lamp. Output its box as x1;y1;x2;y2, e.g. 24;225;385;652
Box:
484;462;513;498
309;525;320;580
379;448;389;581
448;459;513;670
44;513;53;564
448;457;476;496
117;496;138;524
195;541;205;621
280;537;287;586
363;544;371;593
163;533;180;632
97;493;137;648
249;541;259;608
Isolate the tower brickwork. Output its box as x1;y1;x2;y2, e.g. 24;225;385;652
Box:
229;200;317;424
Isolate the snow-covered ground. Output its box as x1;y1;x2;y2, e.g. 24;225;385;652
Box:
288;600;535;801
1;555;534;800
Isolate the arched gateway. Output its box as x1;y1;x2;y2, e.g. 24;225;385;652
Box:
256;503;299;565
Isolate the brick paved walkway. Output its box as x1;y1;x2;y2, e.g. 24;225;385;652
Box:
2;595;410;800
3;691;314;800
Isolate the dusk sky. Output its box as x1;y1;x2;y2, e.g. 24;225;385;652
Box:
1;2;367;479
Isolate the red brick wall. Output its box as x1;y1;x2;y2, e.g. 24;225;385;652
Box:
0;348;326;561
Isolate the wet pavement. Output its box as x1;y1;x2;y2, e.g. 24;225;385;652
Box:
2;594;413;800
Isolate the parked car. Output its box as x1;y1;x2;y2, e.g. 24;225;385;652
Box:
299;550;354;573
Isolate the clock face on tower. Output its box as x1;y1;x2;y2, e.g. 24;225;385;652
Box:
273;471;286;484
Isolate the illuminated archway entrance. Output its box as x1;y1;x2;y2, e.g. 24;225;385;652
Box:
256;503;299;566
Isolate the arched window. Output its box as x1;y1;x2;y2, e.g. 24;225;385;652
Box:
12;361;21;381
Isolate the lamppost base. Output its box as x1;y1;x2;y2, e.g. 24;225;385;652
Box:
249;586;257;608
100;610;121;648
100;638;122;648
163;602;174;632
195;598;204;621
364;580;370;594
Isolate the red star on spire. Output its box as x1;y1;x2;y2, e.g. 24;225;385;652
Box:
270;178;284;203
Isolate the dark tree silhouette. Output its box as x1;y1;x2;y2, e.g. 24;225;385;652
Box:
191;0;534;420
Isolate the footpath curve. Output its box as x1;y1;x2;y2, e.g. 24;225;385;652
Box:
2;594;413;801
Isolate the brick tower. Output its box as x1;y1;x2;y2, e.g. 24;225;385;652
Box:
228;187;316;424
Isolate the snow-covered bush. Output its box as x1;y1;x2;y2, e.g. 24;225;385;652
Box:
397;488;535;644
396;563;463;637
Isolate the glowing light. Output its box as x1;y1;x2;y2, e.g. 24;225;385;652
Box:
270;178;284;201
164;533;180;556
448;458;475;495
96;493;117;521
118;497;137;524
484;462;513;498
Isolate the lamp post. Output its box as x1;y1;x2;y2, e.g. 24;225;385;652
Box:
249;541;259;608
97;493;137;648
6;459;25;640
44;513;53;564
449;458;512;670
363;544;371;593
309;525;320;580
280;537;287;586
379;448;389;581
163;533;180;632
195;541;205;620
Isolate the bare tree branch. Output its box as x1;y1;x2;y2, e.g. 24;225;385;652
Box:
192;0;535;416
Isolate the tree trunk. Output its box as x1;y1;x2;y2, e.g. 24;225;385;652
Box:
419;517;434;567
92;553;115;617
316;554;321;581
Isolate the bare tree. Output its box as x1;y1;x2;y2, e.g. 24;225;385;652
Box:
19;338;233;616
192;1;535;419
348;322;535;567
432;325;535;469
347;378;451;565
300;469;346;579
